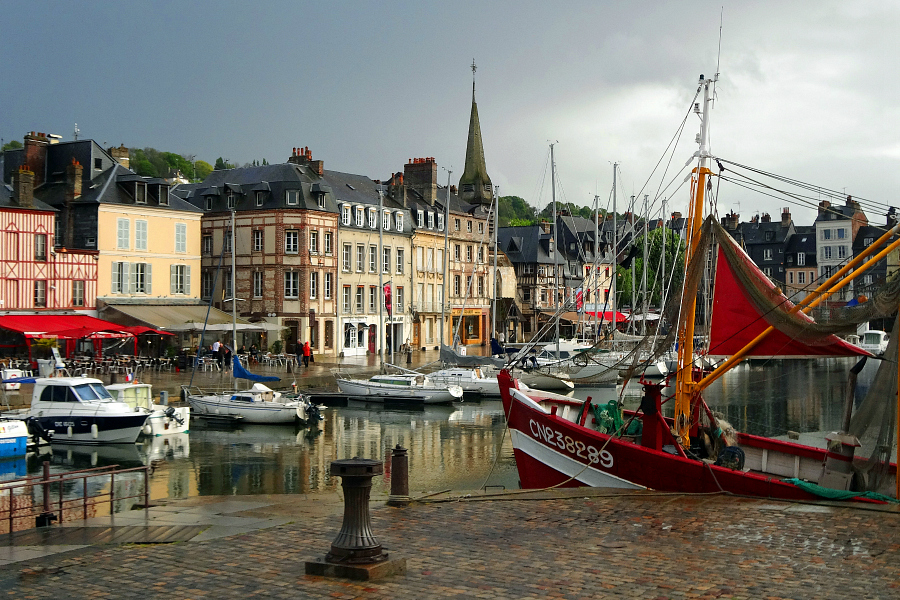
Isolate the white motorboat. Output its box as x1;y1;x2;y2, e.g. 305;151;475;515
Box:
20;377;148;444
0;418;29;458
186;382;320;424
107;383;190;436
426;367;500;397
335;373;463;404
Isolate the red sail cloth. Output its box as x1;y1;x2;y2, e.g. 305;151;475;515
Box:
582;311;628;323
708;245;869;358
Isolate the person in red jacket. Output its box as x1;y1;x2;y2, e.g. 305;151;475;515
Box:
302;341;311;367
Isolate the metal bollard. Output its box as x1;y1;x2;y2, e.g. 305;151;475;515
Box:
387;445;410;506
306;457;406;580
35;461;57;528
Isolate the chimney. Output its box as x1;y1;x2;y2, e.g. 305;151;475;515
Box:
109;144;129;169
888;207;897;227
540;221;552;234
287;145;324;175
64;158;83;248
761;213;771;223
23;132;49;188
750;214;759;224
450;185;457;195
12;166;34;208
818;199;831;218
781;207;791;228
846;195;860;211
403;157;438;206
721;211;740;231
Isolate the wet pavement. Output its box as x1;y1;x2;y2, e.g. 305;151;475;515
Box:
1;488;899;599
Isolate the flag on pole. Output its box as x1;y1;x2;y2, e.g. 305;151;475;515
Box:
383;283;392;313
575;288;584;311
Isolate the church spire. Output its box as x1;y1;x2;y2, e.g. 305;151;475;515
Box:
458;59;493;206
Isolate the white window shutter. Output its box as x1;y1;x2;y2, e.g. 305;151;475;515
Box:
111;262;119;294
146;263;152;295
121;262;131;294
131;262;138;292
185;266;191;294
170;265;176;294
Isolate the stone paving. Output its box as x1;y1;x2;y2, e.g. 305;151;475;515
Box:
2;489;899;599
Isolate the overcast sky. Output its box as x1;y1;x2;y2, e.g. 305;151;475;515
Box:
3;1;899;225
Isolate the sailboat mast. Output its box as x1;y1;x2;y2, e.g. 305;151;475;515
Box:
611;163;617;342
630;196;636;336
441;170;451;349
674;74;715;447
642;194;649;337
550;143;559;359
593;194;599;342
492;186;498;344
378;189;384;365
230;208;237;350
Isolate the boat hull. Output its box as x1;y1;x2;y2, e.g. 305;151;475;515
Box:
187;395;304;424
143;407;191;436
35;413;148;445
335;379;459;404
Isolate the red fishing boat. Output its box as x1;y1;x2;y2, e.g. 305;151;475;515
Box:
499;74;900;503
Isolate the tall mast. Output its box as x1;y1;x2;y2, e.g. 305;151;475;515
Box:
492;185;498;343
378;188;384;365
674;74;715;447
611;163;617;341
230;208;237;348
441;169;451;348
593;194;599;342
550;143;559;359
630;196;636;336
642;194;649;337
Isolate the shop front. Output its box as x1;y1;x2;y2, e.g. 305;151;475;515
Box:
341;319;370;356
451;307;488;346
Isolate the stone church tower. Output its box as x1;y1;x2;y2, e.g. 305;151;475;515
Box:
458;61;493;206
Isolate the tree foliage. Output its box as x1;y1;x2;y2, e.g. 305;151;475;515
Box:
539;201;598;221
615;227;685;309
214;157;236;171
2;140;23;151
498;196;537;226
129;147;210;182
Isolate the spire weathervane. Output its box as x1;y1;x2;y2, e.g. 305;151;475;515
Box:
471;59;477;96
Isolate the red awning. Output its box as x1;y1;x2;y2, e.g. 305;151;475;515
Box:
709;243;869;358
582;311;629;323
0;315;134;339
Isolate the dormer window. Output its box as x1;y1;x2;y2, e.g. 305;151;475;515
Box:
205;197;212;211
382;210;390;230
158;184;169;205
286;190;299;205
317;193;325;209
355;206;364;227
797;253;806;266
341;205;351;225
437;213;444;231
765;230;774;241
135;182;147;204
256;191;265;207
395;212;403;231
368;209;377;229
227;193;236;209
417;210;424;228
428;212;434;229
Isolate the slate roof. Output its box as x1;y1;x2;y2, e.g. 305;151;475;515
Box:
498;226;568;266
738;220;793;245
784;228;818;268
0;183;56;211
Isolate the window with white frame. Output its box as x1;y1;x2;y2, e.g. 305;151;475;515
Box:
467;220;472;233
454;244;461;261
171;264;190;295
822;229;832;240
369;245;377;273
798;271;806;284
437;248;443;265
417;210;425;228
224;269;232;299
324;272;332;299
203;235;212;254
341;205;351;225
822;246;833;260
112;262;129;293
466;275;473;294
837;228;846;239
763;267;772;278
117;218;130;249
478;246;484;263
437;213;444;231
356;206;364;227
478;221;484;234
395;212;403;231
426;248;434;272
310;272;318;299
396;286;404;312
838;245;847;259
396;248;404;274
175;223;186;253
135;220;148;251
478;276;485;297
286;190;299;205
158;184;170;204
133;263;151;293
253;271;263;298
436;284;443;307
789;272;794;285
34;280;46;307
382;247;391;273
317;193;326;209
285;230;299;254
382;210;390;230
369;208;377;229
34;234;47;261
343;286;351;312
797;253;805;266
466;245;473;262
256;191;265;206
309;230;319;253
356;286;364;312
864;236;874;246
369;286;377;312
454;275;461;296
72;280;85;306
763;248;773;261
205;197;212;211
226;193;236;209
342;244;351;271
357;245;365;272
284;272;299;298
427;212;434;229
416;246;424;271
253;230;263;251
135;182;147;204
454;218;460;231
324;231;332;254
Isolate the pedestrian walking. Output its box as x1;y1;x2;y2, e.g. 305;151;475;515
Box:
302;341;311;367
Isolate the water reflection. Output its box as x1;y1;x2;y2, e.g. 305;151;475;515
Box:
13;358;876;502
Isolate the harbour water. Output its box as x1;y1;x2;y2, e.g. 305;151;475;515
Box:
1;351;879;504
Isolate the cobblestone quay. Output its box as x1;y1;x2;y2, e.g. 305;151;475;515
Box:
2;489;899;599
